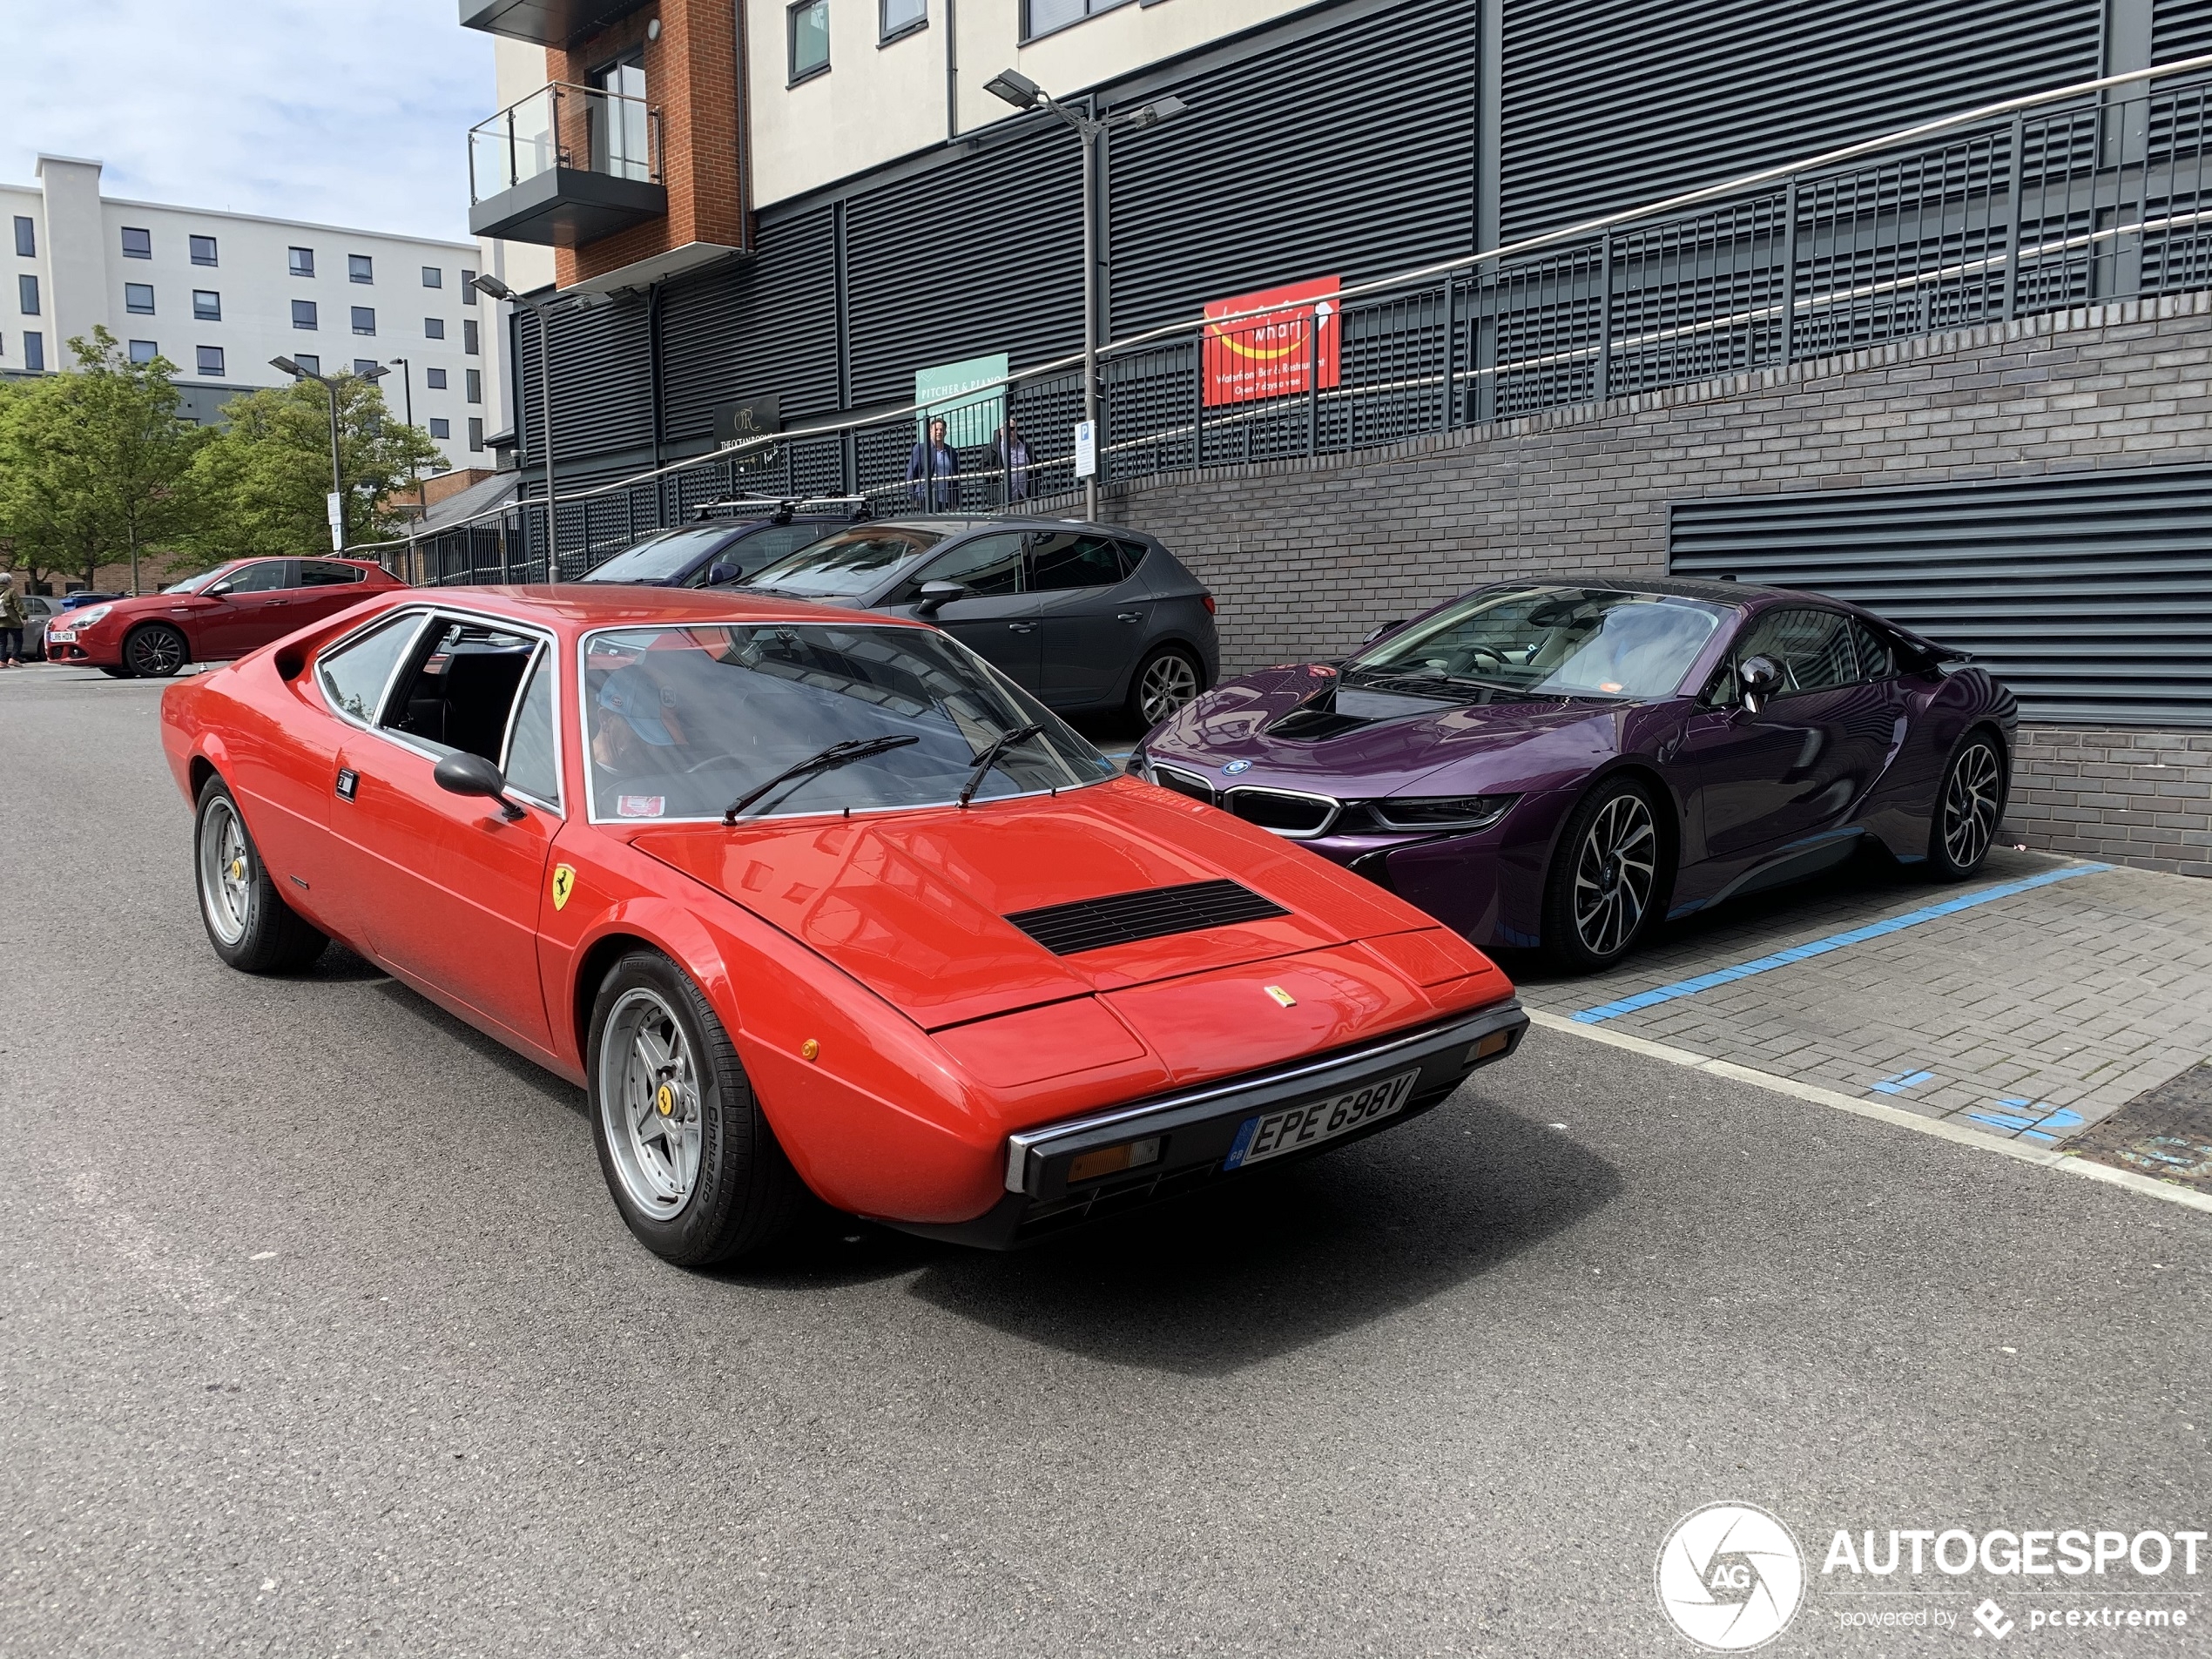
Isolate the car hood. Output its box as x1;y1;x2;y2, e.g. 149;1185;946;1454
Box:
629;773;1429;1030
1145;664;1647;798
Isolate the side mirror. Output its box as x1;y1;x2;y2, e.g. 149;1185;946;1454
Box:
704;561;741;587
206;582;235;599
1362;619;1408;646
1737;655;1781;714
434;751;526;820
915;580;968;617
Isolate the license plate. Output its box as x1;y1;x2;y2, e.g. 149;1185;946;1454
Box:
1224;1069;1419;1170
49;631;75;643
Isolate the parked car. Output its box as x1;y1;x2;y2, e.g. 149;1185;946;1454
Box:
1135;577;2019;973
159;585;1527;1262
743;518;1220;725
59;591;125;610
45;557;407;678
18;593;64;659
573;499;865;590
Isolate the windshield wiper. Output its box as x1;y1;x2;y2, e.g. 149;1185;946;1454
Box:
722;735;919;825
1350;666;1525;697
957;723;1046;808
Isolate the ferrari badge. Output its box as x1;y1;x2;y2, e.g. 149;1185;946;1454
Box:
655;1083;675;1117
550;865;577;910
1265;985;1297;1008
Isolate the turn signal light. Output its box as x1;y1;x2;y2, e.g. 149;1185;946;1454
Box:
1068;1136;1163;1184
1473;1030;1512;1062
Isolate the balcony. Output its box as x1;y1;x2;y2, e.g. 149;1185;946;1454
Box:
468;83;666;247
459;0;651;47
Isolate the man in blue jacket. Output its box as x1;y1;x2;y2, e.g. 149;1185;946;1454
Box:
907;418;960;511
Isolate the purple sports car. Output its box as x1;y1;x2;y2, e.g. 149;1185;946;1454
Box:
1134;579;2018;972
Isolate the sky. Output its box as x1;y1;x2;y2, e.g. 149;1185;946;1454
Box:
0;0;496;241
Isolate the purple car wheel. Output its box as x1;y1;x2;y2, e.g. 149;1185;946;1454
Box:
1929;731;2004;880
1542;778;1665;973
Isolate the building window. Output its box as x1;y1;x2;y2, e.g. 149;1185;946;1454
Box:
120;226;152;259
464;368;482;402
349;254;374;284
128;340;158;364
293;353;320;374
17;273;37;315
289;246;315;277
353;359;380;376
190;234;219;266
462;268;477;304
12;216;32;258
789;1;830;81
24;332;44;371
468;416;484;452
192;290;221;321
292;299;318;329
1022;0;1132;38
125;283;156;315
462;318;479;355
880;0;926;37
196;345;226;376
424;316;445;340
429;416;451;439
351;306;375;335
426;367;448;389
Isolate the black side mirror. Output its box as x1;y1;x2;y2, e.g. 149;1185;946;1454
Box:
1737;655;1781;714
915;580;968;617
1362;619;1409;646
434;751;526;820
704;561;741;587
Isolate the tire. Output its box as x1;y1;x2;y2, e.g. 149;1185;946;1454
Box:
193;776;328;974
1127;644;1204;728
1926;728;2006;881
588;950;809;1267
125;623;188;678
98;665;137;679
1541;776;1669;974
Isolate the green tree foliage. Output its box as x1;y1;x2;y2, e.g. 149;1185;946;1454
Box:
188;374;442;559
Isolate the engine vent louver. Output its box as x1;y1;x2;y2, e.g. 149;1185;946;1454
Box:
1004;879;1290;956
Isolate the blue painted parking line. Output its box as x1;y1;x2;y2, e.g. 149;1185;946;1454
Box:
1871;1069;1935;1096
1965;1100;2087;1145
1569;862;2114;1026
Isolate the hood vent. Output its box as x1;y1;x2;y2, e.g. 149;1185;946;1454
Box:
1006;879;1289;956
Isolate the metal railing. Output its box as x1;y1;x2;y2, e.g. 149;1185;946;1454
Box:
468;82;661;203
394;55;2212;586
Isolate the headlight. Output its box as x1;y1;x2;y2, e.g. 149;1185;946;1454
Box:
1367;793;1517;833
71;604;113;627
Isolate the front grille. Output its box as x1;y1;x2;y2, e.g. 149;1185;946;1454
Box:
1224;787;1339;837
1150;764;1215;803
1004;878;1289;956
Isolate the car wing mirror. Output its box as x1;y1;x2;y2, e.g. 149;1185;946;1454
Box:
704;560;741;587
915;580;968;617
1737;654;1781;715
206;582;235;599
433;751;526;820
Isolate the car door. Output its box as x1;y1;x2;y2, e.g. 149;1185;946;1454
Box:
1028;531;1146;709
291;558;379;626
194;560;300;659
325;612;560;1051
880;533;1042;691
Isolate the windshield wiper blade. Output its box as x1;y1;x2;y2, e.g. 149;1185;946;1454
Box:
1351;667;1522;697
722;735;919;825
957;722;1047;809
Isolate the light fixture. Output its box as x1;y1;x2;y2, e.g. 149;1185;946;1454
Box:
1132;93;1188;126
647;17;661;39
470;272;516;302
358;363;389;381
269;354;305;378
984;68;1043;110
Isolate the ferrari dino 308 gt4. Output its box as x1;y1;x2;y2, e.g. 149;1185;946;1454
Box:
161;587;1526;1263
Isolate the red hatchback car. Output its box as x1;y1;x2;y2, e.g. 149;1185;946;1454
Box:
49;556;405;678
160;586;1527;1262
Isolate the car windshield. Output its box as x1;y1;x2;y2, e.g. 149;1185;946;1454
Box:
744;527;942;598
583;621;1115;822
578;526;733;583
165;564;240;595
1347;586;1729;700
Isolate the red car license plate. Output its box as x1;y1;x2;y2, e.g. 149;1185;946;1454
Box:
1224;1069;1419;1170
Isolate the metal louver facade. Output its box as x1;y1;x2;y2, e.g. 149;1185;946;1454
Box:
1499;0;2102;243
515;295;655;475
659;206;840;441
1668;469;2212;728
2159;0;2212;61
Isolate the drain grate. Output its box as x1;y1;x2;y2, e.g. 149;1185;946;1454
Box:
2063;1062;2212;1194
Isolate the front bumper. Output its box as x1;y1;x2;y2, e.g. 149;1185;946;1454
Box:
885;998;1527;1249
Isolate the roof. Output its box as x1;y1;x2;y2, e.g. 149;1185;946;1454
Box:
415;470;521;533
371;583;935;635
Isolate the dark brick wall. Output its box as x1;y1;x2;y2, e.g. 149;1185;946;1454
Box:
2004;729;2212;878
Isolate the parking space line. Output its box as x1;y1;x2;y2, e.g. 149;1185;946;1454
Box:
1525;1008;2212;1217
1569;862;2114;1025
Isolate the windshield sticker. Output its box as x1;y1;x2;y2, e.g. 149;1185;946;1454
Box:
617;795;666;819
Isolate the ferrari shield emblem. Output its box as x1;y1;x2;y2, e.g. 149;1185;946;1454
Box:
550;864;577;911
1265;985;1297;1008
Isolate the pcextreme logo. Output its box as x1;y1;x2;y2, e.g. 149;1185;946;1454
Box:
1656;1503;1806;1651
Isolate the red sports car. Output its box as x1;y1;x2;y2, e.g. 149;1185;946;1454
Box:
159;586;1527;1262
49;556;406;678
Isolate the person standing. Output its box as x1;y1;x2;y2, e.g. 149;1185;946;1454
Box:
906;418;960;511
0;575;25;668
994;416;1034;503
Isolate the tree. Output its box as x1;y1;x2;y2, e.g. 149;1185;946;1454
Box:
188;374;442;560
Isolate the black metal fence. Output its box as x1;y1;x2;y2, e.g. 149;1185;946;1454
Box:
379;69;2212;587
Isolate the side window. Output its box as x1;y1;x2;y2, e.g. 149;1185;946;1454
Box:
1733;609;1856;696
298;560;368;588
501;649;562;806
1116;540;1150;580
1849;619;1897;682
701;523;832;583
893;533;1026;603
383;618;542;765
1027;532;1129;593
217;560;294;595
317;613;424;724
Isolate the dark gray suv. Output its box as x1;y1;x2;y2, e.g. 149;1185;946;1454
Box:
741;518;1220;725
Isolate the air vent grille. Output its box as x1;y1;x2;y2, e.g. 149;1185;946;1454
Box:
1005;879;1289;956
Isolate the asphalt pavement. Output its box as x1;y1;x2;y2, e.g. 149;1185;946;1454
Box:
3;664;2209;1657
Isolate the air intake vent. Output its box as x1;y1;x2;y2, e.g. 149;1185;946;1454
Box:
1005;879;1289;956
1224;788;1340;838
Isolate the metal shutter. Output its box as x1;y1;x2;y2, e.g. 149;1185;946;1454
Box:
842;126;1083;407
1106;0;1478;336
1668;468;2212;727
1501;0;2102;243
2156;0;2212;61
514;293;654;467
661;206;841;439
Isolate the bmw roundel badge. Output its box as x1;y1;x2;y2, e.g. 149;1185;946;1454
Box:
1222;759;1252;775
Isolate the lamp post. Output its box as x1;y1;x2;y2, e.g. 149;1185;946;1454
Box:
983;70;1186;522
471;273;557;577
390;355;425;579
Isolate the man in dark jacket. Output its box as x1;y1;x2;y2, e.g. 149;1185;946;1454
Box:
994;417;1034;503
906;418;959;511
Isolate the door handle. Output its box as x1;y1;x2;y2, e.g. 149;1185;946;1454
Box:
1008;622;1035;633
1116;611;1141;623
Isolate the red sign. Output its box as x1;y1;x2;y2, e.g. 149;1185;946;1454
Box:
1202;276;1341;408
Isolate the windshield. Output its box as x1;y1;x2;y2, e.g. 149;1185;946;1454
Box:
165;564;240;595
744;527;941;598
1348;586;1729;700
583;621;1115;822
578;526;733;583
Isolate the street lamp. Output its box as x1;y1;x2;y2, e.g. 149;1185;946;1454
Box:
985;72;1188;519
472;271;559;576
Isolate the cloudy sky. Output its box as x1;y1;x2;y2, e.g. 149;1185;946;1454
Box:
0;0;495;240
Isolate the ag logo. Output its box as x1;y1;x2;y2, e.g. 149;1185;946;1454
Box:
1655;1503;1804;1651
550;864;577;911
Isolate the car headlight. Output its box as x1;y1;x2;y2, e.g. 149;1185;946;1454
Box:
1366;794;1517;833
70;604;113;627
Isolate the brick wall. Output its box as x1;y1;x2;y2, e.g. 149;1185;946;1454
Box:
1076;290;2212;878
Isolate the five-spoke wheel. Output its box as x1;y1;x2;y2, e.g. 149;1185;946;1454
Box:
599;987;706;1221
192;775;328;973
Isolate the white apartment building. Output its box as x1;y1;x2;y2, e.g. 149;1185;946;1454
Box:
3;154;505;475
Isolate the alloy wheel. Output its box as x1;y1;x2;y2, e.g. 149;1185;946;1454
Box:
599;988;704;1220
197;796;252;948
128;627;184;677
1942;739;2001;869
1138;653;1200;725
1572;792;1657;959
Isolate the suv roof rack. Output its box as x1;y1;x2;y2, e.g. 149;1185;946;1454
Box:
690;495;873;526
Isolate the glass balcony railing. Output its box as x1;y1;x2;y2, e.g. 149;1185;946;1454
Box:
468;82;661;205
